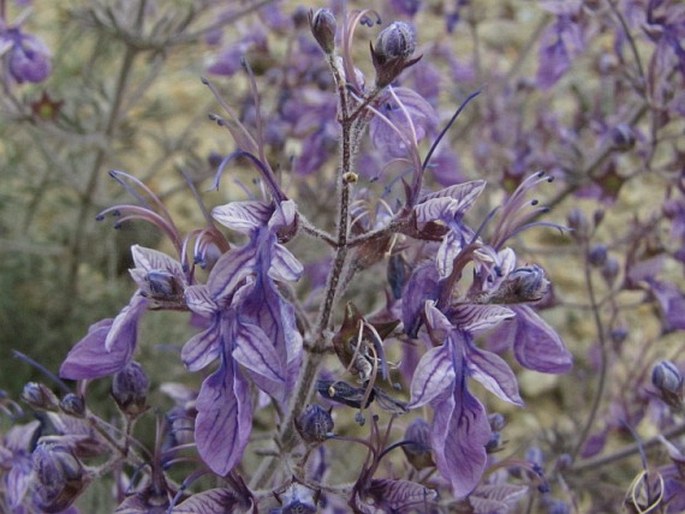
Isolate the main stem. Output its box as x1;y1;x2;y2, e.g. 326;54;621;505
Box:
251;53;356;489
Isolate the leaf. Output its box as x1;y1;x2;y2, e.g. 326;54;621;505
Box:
212;201;273;233
431;384;491;499
171;489;241;513
408;344;455;408
195;359;252;476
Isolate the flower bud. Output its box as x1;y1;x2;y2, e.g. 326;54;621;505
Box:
587;244;608;267
21;382;59;411
566;207;588;239
609;123;635;152
371;22;420;87
112;361;149;417
309;9;337;54
295;404;334;443
60;393;85;418
5;29;52;84
402;418;434;470
145;270;182;301
601;257;620;286
387;253;408;300
33;442;87;513
652;360;683;409
488;265;550;304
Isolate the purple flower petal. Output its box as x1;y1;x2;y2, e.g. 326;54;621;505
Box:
60;319;132;379
449;304;515;333
130;244;184;277
269;243;303;282
212;201;273;233
466;345;523;406
232;321;286;391
184;285;217;318
436;230;463;278
402;263;440;337
207;246;256;302
365;478;438;511
105;293;147;352
409;344;455;408
195;359;252;476
419;179;486;206
181;320;221;372
509;305;573;373
268;199;297;231
431;384;491;499
649;280;685;331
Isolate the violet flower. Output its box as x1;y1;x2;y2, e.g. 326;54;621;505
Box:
0;26;52;84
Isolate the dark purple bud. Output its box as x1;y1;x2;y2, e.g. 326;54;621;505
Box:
489;265;550;304
309;9;337;54
387;253;408;300
402;418;434;470
587;244;608;267
278;483;318;514
609;124;635;152
485;431;502;453
60;393;85;418
566;208;588;239
601;257;620;286
295;404;334;443
652;360;683;408
545;498;571;514
610;326;628;345
112;361;149;417
593;209;605;226
292;6;309;29
33;442;88;513
21;382;59;411
371;22;420;87
145;270;182;301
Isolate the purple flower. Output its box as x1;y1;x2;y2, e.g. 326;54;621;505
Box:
1;27;52;84
60;245;186;380
180;199;302;475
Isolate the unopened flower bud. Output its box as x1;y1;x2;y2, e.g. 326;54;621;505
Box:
601;257;620;286
488;265;550;304
387;253;408;300
5;29;52;84
371;22;419;87
21;382;59;411
33;442;87;513
144;270;182;301
652;360;683;409
60;393;85;418
402;418;434;470
567;208;588;239
609;123;635;152
309;9;337;54
587;244;608;267
488;412;506;432
295;404;334;443
112;361;149;417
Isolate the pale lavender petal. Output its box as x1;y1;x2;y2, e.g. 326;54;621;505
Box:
509;305;573;373
171;488;240;513
207;246;255;302
130;244;184;277
184;285;217;317
195;359;252;476
466;346;523;406
469;484;529;514
182;321;221;372
409;344;455;408
268;199;297;231
414;197;455;224
211;201;273;233
60;319;132;379
269;243;303;282
232;321;286;387
649;280;685;331
431;385;491;499
449;304;515;333
423;300;454;341
436;230;463;278
419;179;486;206
7;455;32;508
105;293;147;352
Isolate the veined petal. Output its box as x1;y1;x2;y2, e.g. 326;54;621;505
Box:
207;246;255;302
269;243;303;282
212;201;273;233
105;293;147;352
184;284;217;317
431;384;491;499
171;488;241;513
232;321;286;387
419;179;487;206
466;345;523;406
60;320;132;379
268;199;297;231
436;230;462;278
195;359;252;476
423;300;454;342
414;197;455;224
402;264;439;337
130;244;184;277
365;479;438;511
510;305;573;373
408;344;455;408
182;321;221;372
449;304;515;333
